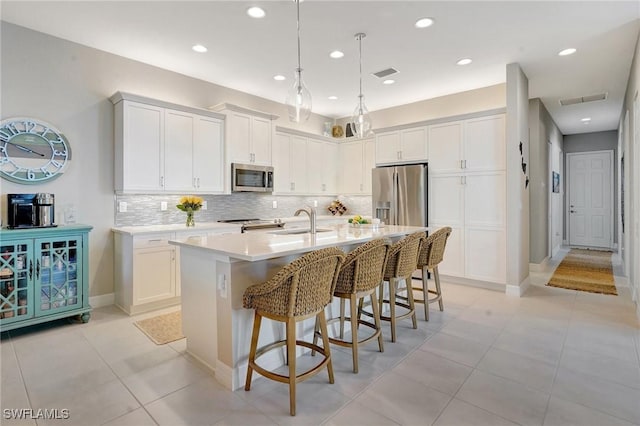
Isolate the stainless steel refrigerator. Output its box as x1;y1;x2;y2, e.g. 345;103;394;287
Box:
372;164;428;226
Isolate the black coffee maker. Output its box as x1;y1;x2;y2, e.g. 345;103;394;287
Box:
7;193;56;229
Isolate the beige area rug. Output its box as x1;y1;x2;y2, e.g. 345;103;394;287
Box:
547;249;617;295
134;311;184;345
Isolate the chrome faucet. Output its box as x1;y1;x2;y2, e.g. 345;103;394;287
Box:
294;206;317;234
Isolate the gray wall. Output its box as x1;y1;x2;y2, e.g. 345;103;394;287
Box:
528;99;563;264
563;131;618;243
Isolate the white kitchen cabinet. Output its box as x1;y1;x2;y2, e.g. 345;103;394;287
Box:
375;126;427;165
307;138;338;194
114;226;240;315
339;137;374;195
111;92;225;194
212;104;277;167
428;115;505;174
428;113;506;285
273;132;307;194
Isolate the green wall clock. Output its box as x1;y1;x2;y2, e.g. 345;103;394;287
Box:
0;118;71;184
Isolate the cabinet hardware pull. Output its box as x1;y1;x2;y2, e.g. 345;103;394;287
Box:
464;159;467;169
147;239;162;243
197;177;200;188
193;177;197;188
29;259;33;280
460;160;464;169
36;259;40;279
160;176;165;187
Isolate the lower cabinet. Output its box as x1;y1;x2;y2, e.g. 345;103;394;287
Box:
113;227;239;315
0;226;93;332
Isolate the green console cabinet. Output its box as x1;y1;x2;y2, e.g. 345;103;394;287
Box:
0;225;92;332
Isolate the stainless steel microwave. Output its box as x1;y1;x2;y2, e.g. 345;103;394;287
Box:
232;163;274;192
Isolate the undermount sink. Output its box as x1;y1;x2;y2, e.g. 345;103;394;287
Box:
269;228;333;235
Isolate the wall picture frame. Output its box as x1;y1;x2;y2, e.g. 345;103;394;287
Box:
552;171;560;193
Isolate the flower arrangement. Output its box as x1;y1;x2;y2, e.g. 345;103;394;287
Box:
177;196;204;227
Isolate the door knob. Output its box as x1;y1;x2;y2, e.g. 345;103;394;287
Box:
570;210;576;213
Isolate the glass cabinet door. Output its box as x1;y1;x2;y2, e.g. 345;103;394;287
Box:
0;241;34;323
35;237;82;316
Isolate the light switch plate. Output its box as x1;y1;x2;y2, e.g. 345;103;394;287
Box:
202;201;208;210
272;200;277;209
118;201;127;213
160;201;167;211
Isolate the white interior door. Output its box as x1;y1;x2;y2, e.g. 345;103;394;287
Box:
568;151;613;248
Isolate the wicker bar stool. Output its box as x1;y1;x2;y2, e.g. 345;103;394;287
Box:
377;231;425;343
313;238;390;373
412;226;452;321
243;247;345;416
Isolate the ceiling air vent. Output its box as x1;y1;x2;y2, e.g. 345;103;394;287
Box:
559;93;607;106
372;67;399;79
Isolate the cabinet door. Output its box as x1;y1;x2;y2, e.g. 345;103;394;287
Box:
362;138;375;194
133;246;176;305
227;112;252;164
340;141;364;194
123;102;164;191
464;114;506;171
35;237;83;316
400;127;427;161
429;175;465;228
251;116;272;166
193;116;224;192
164;109;195;191
0;240;33;323
375;131;400;164
429;121;464;173
272;133;292;193
433;225;465;278
306;139;324;194
290;136;308;193
464;172;506;228
323;142;339;194
465;228;506;283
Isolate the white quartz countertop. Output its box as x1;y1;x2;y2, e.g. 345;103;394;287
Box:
169;224;427;262
112;222;241;235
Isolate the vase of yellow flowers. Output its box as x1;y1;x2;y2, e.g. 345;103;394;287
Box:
177;196;203;227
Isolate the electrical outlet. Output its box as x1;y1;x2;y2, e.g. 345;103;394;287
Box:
202;201;208;210
118;201;127;213
160;201;167;211
313;200;318;207
272;200;277;209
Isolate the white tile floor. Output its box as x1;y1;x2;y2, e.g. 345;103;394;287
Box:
2;248;639;425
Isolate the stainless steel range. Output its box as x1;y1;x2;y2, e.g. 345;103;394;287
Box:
218;218;285;233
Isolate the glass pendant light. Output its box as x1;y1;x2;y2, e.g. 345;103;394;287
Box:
285;0;312;123
351;33;373;138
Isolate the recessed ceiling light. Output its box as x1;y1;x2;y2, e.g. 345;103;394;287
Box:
415;17;435;28
273;75;286;81
558;48;577;56
328;96;338;100
456;58;472;66
246;6;266;18
581;117;591;122
383;79;395;85
192;44;207;53
329;50;344;59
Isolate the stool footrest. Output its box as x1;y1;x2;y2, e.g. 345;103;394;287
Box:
250;339;331;384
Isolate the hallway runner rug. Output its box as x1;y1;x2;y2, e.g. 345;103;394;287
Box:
547;249;617;295
134;311;184;344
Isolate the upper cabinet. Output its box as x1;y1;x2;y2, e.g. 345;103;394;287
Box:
273;132;307;194
111;92;225;194
210;104;278;167
339;138;374;195
375;126;427;165
428;114;505;174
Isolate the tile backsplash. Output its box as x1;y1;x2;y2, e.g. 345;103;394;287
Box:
114;193;372;226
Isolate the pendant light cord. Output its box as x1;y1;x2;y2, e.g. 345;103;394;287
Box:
296;0;302;73
358;34;363;100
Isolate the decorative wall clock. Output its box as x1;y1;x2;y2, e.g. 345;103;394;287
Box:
0;118;71;184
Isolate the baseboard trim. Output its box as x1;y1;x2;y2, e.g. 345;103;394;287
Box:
529;257;550;272
439;275;506;292
89;293;115;308
506;277;530;297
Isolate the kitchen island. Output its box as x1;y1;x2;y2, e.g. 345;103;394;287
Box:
169;223;427;390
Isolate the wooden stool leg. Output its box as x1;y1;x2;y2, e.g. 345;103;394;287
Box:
379;282;385;318
357;297;364;322
422;266;430;321
286;317;296;416
435;267;444;311
405;276;418;329
389;278;397;343
339;298;346;340
312;315;320;356
317;310;334;384
245;312;262;391
349;294;359;373
370;291;384;353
